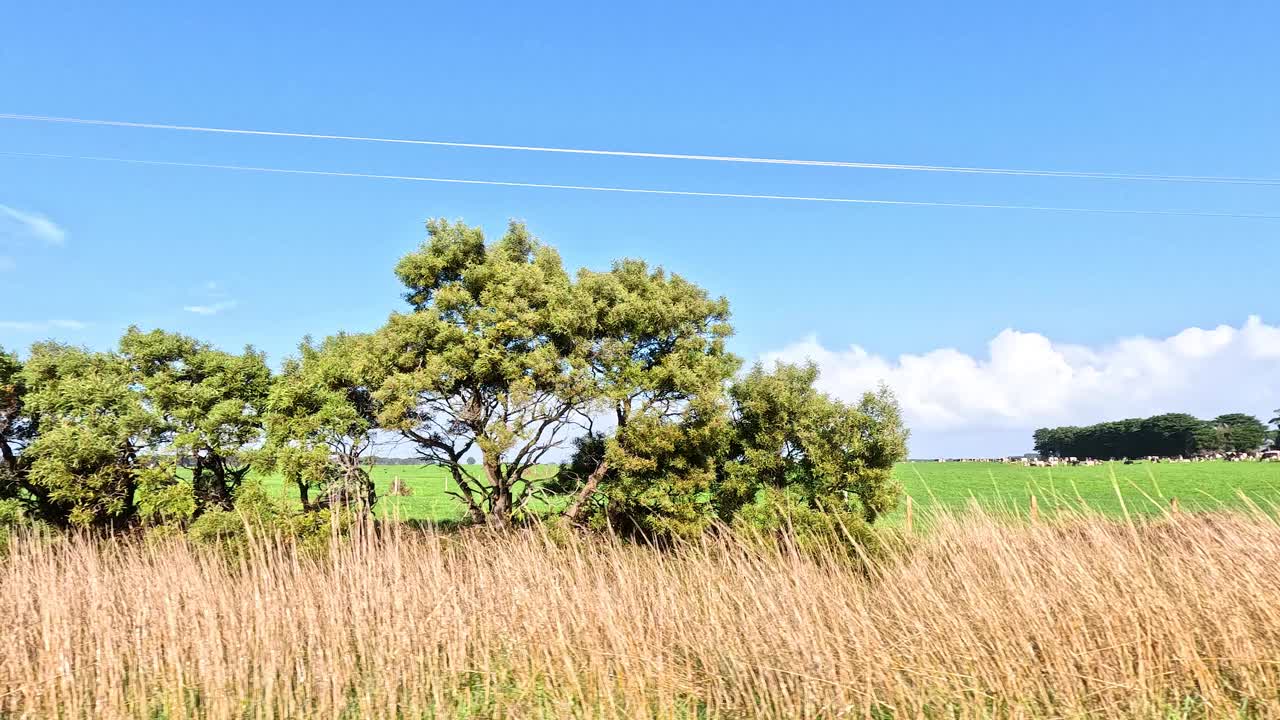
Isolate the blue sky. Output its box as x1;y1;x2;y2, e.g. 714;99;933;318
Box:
1;1;1277;457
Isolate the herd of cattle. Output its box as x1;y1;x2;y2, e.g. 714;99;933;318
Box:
932;451;1280;467
1019;451;1280;467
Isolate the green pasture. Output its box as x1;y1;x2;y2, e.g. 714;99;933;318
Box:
258;464;563;522
257;460;1280;524
886;460;1280;525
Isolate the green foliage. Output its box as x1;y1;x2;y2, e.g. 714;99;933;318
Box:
136;475;197;525
721;363;908;524
261;333;378;511
1140;414;1204;456
0;496;25;546
1036;412;1270;459
20;343;161;527
584;398;733;541
120;327;271;513
1;218;918;545
188;480;345;553
370;219;596;527
565;257;739;539
0;346;30;503
9;332;271;529
733;486;879;557
1210;413;1269;453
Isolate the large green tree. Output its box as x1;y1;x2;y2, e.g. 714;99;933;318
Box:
120;328;271;515
561;259;739;538
719;362;909;526
1139;413;1203;457
367;220;597;527
19;343;163;527
1211;413;1269;453
262;333;378;510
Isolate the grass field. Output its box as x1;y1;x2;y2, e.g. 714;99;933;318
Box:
6;511;1280;718
258;460;1280;524
258;464;563;521
887;459;1280;524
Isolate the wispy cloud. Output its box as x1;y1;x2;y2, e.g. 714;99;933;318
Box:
0;205;66;246
183;301;238;316
0;319;88;332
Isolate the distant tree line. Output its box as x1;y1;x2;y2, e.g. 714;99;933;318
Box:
1;219;909;543
1034;412;1272;460
366;457;430;466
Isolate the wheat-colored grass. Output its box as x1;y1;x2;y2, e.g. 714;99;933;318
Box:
2;509;1279;719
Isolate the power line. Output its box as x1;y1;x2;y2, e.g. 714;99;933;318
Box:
3;112;1278;187
5;149;1278;220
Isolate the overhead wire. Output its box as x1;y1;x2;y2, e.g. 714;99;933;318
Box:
3;112;1279;186
5;150;1278;219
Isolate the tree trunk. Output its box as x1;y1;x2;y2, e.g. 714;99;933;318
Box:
482;457;512;529
564;459;609;523
0;437;16;474
488;488;513;529
191;456;208;515
210;459;231;509
449;463;485;523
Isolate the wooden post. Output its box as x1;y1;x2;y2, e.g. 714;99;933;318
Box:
1029;494;1039;523
904;495;914;535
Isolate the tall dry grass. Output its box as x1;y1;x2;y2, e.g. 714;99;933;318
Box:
2;509;1279;719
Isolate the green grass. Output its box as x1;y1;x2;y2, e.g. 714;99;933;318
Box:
258;464;562;522
255;459;1280;524
887;460;1280;525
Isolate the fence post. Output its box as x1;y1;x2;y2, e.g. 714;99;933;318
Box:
904;495;914;535
1029;494;1039;523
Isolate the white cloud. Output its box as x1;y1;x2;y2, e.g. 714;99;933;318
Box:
763;317;1280;457
183;301;237;316
0;319;88;332
0;205;66;246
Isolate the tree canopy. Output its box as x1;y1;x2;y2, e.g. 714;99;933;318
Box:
120;328;271;515
262;333;378;510
2;216;914;541
1035;411;1270;459
0;347;31;510
720;363;907;526
367;219;596;527
19;343;162;527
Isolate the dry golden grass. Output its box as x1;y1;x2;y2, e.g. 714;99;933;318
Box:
2;509;1280;719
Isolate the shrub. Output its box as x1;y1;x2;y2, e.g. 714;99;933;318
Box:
733;487;880;560
188;481;349;553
